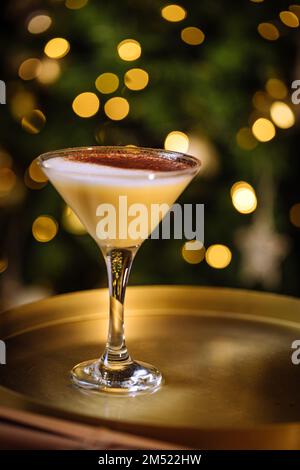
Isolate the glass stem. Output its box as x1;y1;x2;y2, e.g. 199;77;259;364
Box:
100;247;137;369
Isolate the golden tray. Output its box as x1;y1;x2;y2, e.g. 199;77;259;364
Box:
1;285;300;449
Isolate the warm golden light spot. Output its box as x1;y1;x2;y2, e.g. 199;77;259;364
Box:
181;27;205;45
22;110;46;134
24;169;46;190
161;4;186;22
257;23;279;41
164;131;189;153
62;206;86;235
0;149;12;168
37;59;61;84
265;78;287;99
29;158;48;183
252;91;271;112
289;5;300;19
72;92;100;118
44;38;70;59
65;0;88;9
18;58;41;81
279;11;299;28
0;258;8;274
0;168;16;196
0;180;25;206
290;203;300;227
252;118;275;142
270;101;295;129
32;216;58;242
250;0;264;2
117;39;141;61
236;127;257;150
27;14;52;34
231;181;257;214
230;181;252;197
10;91;36;120
104;97;130;120
206;244;232;269
182;241;205;264
124;68;149;91
95;73;119;94
248;111;261;128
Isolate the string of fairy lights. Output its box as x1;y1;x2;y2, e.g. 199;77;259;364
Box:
0;0;300;278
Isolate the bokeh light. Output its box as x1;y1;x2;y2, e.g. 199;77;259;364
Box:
231;181;257;214
279;11;299;28
248;110;263;127
252;118;276;142
188;135;219;177
164;131;189;152
181;27;205;45
21;110;46;134
265;78;287;99
124;68;149;90
18;58;41;81
270;101;295;129
0;149;12;168
27;14;52;34
0;258;8;274
62;206;86;235
117;39;141;61
24;169;46;190
37;59;61;84
32;216;58;242
65;0;88;9
290;203;300;227
161;4;186;22
29;158;48;183
205;244;232;269
95;73;119;94
252;91;271;112
257;23;279;41
289;5;300;19
104;97;130;120
44;38;70;59
0;180;25;207
182;240;205;264
236;127;257;150
0;168;16;197
10;91;36;120
72;92;100;118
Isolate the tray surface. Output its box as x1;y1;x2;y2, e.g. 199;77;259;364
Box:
1;286;300;447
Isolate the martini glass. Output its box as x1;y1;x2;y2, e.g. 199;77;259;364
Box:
38;146;200;395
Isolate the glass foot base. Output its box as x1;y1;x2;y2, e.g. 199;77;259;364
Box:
71;359;163;396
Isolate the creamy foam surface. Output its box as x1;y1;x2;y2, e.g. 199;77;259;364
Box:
42;156;193;186
42;153;196;247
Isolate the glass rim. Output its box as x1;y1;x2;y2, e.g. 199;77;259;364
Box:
37;145;201;179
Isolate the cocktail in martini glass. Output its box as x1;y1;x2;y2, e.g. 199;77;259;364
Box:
38;146;200;395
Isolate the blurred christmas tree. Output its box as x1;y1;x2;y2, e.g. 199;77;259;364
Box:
0;0;300;309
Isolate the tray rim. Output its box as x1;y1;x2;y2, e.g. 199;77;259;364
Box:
2;284;300;314
2;284;300;323
2;284;300;340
